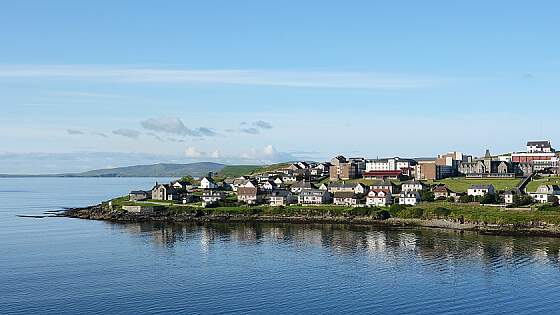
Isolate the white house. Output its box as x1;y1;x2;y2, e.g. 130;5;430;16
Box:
365;157;417;177
503;189;519;205
269;190;293;206
298;189;331;205
527;140;553;153
529;185;560;203
371;181;395;193
260;180;277;192
401;180;425;192
200;177;218;189
327;182;355;193
354;183;369;195
333;192;360;206
201;190;225;207
366;189;392;207
467;184;495;197
399;191;421;205
290;180;314;193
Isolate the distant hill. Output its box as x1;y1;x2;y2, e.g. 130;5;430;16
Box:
0;162;295;178
68;162;226;177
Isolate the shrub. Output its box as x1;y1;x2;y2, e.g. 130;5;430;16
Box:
396;207;424;219
420;190;435;202
375;210;391;220
480;193;499;204
459;195;473;203
512;194;533;207
446;196;455;203
434;207;451;218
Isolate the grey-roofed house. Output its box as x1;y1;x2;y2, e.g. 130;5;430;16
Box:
269;190;293;206
129;190;151;201
333;191;361;206
467;184;495;197
298;189;331;204
290;180;315;193
328;182;355;193
529;185;560;203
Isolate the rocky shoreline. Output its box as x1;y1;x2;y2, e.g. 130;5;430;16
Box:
60;205;560;237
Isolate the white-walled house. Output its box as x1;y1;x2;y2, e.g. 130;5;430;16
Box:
200;177;218;189
333;192;360;206
529;185;560;203
503;189;519;205
366;189;392;207
467;184;495;197
399;191;421;205
201;190;225;207
354;183;369;195
401;180;425;192
365;157;417;177
298;189;331;205
269;190;293;206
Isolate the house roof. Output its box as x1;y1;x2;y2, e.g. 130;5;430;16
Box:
292;181;314;189
237;187;258;196
369;189;390;196
403;180;423;185
400;191;420;198
328;182;355;188
363;170;402;176
300;189;328;196
432;185;450;193
271;190;291;197
469;184;494;189
333;191;358;199
130;190;149;194
527;140;551;147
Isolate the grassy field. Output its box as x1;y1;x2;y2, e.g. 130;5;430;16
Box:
525;176;560;192
108;195;560;226
218;165;262;177
217;163;291;178
429;177;520;193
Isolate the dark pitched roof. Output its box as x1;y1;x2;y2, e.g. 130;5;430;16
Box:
527;140;551;147
333;191;358;199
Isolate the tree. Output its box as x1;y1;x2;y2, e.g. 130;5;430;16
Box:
420;190;435;202
480;193;498;204
512;194;533;207
551;195;559;206
459;195;473;203
446;196;455;203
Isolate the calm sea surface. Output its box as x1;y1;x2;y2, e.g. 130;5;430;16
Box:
2;177;560;314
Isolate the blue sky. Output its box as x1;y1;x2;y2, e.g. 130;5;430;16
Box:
1;1;560;173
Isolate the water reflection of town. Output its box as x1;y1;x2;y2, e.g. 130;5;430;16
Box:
111;221;560;267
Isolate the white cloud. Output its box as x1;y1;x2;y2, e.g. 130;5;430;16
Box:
0;65;446;89
112;128;140;139
253;120;273;129
141;117;217;137
67;129;84;135
210;150;221;159
184;147;206;158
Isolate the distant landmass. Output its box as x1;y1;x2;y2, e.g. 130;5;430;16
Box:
0;162;295;178
0;162;227;178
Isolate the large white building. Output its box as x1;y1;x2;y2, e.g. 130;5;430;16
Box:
366;157;416;176
527;140;554;153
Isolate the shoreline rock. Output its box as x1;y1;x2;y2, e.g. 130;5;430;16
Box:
59;204;560;237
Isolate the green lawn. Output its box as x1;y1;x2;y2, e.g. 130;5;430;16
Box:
526;176;560;192
430;177;520;193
